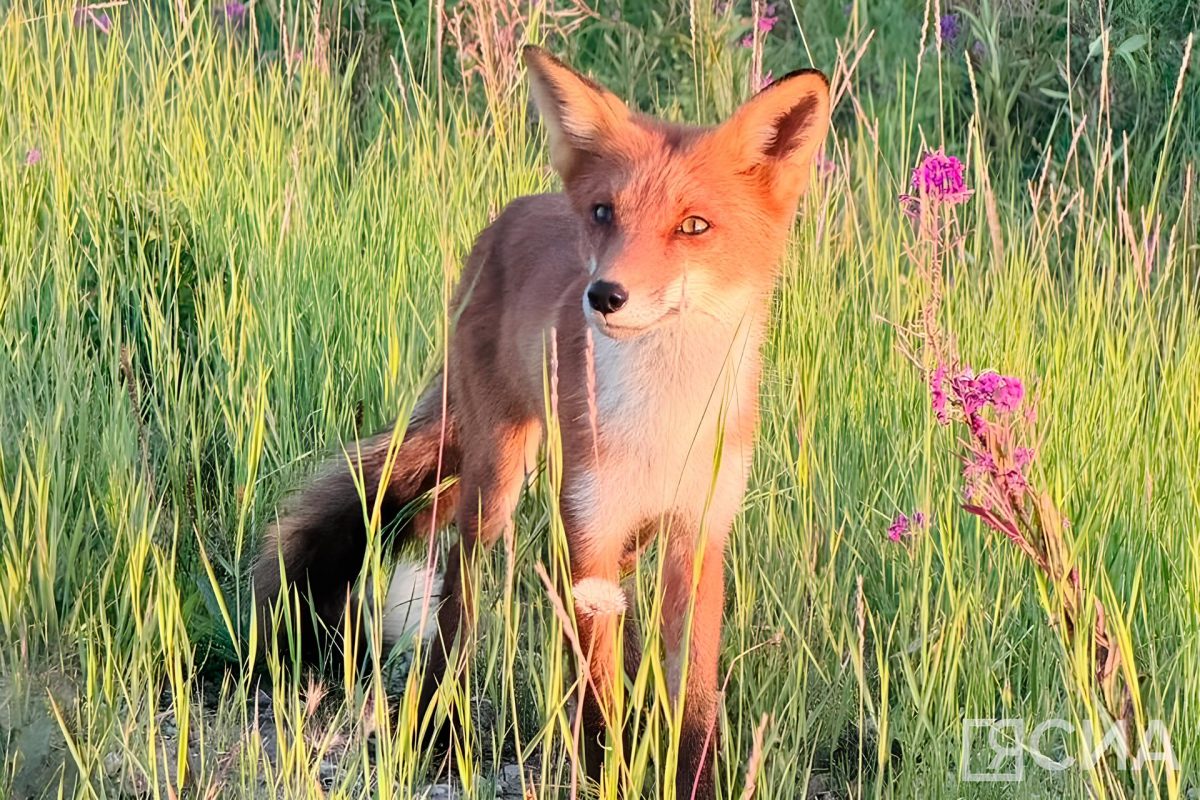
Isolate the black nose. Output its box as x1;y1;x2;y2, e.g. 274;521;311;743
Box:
586;280;628;314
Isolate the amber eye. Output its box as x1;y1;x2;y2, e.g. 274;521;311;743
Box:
592;203;614;225
678;216;710;235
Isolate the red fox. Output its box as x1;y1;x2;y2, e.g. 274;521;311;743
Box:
254;46;829;797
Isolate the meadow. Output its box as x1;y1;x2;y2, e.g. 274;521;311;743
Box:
1;1;1198;798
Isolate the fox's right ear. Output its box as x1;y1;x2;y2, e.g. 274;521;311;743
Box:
523;46;634;180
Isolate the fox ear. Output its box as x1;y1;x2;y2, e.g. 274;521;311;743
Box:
716;70;831;199
523;46;634;180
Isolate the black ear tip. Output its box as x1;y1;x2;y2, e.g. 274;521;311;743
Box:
771;67;830;90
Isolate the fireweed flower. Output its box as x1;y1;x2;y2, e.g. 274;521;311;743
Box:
758;2;779;32
900;142;1127;717
814;151;837;177
1014;447;1035;468
930;363;949;424
742;1;778;46
898;150;972;228
944;369;1025;420
910;150;972;205
939;12;962;46
217;1;249;27
887;511;928;542
992;377;1025;413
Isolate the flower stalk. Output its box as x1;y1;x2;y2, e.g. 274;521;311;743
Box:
899;151;1131;721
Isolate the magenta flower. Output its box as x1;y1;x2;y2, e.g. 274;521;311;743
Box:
887;510;928;542
951;369;986;415
992;377;1024;413
930;363;949;424
1002;468;1029;499
755;70;774;91
945;368;1025;424
217;1;249;27
975;371;1002;397
73;5;113;34
24;148;42;166
910;150;972;204
814;151;837;177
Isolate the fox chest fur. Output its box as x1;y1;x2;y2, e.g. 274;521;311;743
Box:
562;309;764;550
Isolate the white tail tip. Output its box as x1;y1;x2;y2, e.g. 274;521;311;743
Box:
380;561;442;646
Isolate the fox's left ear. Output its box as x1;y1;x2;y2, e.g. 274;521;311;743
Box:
715;70;831;201
523;46;635;182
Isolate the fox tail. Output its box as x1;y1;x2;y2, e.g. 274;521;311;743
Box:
251;375;460;662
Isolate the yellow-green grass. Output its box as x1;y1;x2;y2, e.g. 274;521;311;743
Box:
0;3;1196;798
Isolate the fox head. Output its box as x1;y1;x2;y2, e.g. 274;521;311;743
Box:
524;46;830;340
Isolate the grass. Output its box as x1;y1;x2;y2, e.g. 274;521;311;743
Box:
0;1;1197;798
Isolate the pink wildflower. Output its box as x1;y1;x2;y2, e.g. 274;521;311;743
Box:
887;510;927;542
947;368;1025;424
1002;468;1029;499
992;377;1024;413
24;148;42;166
217;1;249;27
814;151;837;177
968;413;989;438
929;363;949;424
951;369;987;416
910;150;971;204
755;70;774;91
975;371;1003;397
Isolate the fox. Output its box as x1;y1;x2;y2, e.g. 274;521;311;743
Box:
253;46;830;798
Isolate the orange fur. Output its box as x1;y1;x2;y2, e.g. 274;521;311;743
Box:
254;46;829;798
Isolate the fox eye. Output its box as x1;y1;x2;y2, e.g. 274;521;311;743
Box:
678;216;711;235
592;203;614;225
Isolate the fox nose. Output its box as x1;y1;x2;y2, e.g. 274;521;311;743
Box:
586;280;628;315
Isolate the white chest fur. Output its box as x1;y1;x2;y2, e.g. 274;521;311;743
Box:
570;314;763;542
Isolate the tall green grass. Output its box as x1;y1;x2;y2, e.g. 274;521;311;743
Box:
0;2;1196;798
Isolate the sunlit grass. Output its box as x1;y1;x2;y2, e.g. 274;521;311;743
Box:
0;3;1196;798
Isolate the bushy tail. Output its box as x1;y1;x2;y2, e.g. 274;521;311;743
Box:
252;376;460;662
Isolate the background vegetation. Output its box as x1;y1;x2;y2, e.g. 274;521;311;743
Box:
0;0;1197;797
